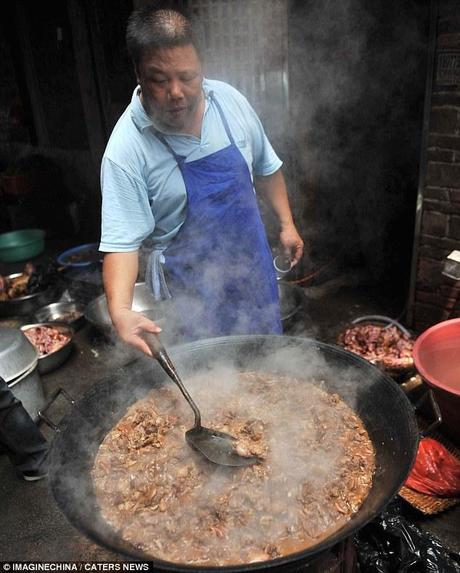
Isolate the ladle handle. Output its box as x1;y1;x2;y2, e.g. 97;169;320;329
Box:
142;332;202;428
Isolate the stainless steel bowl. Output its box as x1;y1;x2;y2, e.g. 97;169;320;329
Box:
85;282;169;335
0;273;56;317
278;282;305;326
34;301;86;331
20;322;74;374
85;282;303;335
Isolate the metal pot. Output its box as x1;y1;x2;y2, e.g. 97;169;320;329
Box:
278;281;305;328
34;301;86;331
0;273;56;317
46;335;419;571
85;282;303;337
337;315;415;381
84;282;171;336
20;322;74;375
0;327;46;421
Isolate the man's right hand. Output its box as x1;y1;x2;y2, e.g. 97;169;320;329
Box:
111;308;162;356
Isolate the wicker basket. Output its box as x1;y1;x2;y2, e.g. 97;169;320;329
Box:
399;423;460;515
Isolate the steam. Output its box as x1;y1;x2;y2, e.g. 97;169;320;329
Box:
194;0;428;283
285;0;428;278
87;341;374;564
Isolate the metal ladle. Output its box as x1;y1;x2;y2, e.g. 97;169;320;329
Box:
143;332;259;467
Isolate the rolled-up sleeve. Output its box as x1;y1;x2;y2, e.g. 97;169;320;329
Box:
99;157;155;252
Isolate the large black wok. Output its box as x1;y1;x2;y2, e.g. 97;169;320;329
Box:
47;335;418;571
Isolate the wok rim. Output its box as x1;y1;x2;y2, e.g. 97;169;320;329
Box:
48;334;419;571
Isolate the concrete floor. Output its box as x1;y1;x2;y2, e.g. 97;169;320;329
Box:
1;272;459;563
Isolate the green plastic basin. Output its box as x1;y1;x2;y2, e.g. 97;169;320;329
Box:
0;229;45;262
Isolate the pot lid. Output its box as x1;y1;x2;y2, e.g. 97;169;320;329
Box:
0;327;38;383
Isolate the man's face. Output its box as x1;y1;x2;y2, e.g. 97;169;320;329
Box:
137;44;204;133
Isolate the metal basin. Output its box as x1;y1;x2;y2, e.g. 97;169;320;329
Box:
85;283;169;335
0;273;56;317
35;301;86;331
278;281;305;326
85;282;304;335
413;318;460;444
20;322;74;374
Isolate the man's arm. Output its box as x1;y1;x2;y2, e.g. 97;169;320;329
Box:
103;251;161;355
255;169;304;265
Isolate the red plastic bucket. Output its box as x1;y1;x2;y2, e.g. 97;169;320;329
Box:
413;318;460;445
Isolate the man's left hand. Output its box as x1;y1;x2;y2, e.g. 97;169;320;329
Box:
280;224;304;266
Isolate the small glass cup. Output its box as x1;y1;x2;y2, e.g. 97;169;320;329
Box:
273;255;292;280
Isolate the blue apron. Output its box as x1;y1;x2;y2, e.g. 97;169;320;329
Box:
151;93;281;341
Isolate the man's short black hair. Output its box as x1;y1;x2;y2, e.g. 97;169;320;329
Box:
126;2;199;70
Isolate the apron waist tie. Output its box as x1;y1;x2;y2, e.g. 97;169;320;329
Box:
145;247;172;301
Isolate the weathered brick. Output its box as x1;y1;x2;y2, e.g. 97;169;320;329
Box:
417;258;444;286
413;305;459;333
419;243;449;260
438;34;460;50
416;291;443;305
440;284;460;298
432;93;460;108
422;290;457;304
426;162;460;187
415;292;458;320
424;187;450;201
449;214;460;239
424;198;450;212
420;234;460;251
451;189;460;202
439;0;460;19
421;209;448;236
429;134;460;152
413;302;445;328
424;197;460;215
447;201;460;214
430;107;460;135
427;147;456;162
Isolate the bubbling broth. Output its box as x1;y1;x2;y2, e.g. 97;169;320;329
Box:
92;371;375;566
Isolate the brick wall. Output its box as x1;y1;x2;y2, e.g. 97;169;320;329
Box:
413;0;460;332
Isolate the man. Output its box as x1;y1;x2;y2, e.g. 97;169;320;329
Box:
100;5;303;355
0;376;48;481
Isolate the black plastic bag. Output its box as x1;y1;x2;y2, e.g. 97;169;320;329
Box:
354;500;460;572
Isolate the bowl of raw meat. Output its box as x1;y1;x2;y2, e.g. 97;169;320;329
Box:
337;315;415;379
20;322;73;374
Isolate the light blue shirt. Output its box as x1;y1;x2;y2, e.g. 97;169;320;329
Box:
99;78;282;252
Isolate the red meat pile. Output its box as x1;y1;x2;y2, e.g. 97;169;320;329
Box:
23;325;70;357
339;324;414;370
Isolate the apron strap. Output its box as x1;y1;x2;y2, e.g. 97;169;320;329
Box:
145;246;172;301
154;132;184;164
210;92;236;146
154;92;236;157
